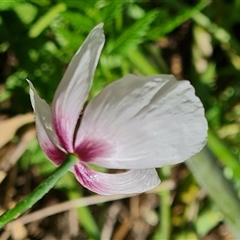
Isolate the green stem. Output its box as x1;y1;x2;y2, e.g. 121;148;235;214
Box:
153;166;171;240
158;190;171;239
0;155;76;229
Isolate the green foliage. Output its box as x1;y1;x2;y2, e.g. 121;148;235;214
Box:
106;10;158;54
29;3;66;38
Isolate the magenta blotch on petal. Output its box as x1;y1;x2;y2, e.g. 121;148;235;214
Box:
39;141;66;166
52;113;73;153
73;163;160;195
74;137;113;163
73;163;106;194
27;80;67;165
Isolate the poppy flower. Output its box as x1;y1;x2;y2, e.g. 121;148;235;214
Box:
28;23;208;195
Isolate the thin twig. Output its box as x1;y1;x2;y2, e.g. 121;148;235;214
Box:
16;180;175;225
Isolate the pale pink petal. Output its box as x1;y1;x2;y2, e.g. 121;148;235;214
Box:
72;162;160;195
75;74;208;169
52;23;105;152
27;80;66;165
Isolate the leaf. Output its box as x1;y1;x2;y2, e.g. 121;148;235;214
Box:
106;10;158;54
28;3;66;38
126;48;159;74
0;0;19;10
61;11;95;32
65;0;98;10
187;148;240;237
148;1;209;39
207;129;240;179
13;3;38;24
99;0;126;23
195;207;223;237
55;27;84;50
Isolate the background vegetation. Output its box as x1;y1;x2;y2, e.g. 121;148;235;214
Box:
1;0;240;239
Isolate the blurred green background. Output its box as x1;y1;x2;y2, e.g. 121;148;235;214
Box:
1;0;240;239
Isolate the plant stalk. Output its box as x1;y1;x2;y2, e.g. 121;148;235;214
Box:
0;155;76;229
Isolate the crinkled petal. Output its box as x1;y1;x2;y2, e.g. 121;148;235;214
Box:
52;23;105;152
27;80;66;165
72;162;160;195
75;74;208;169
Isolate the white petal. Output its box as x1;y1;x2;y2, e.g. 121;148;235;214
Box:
72;162;160;195
52;23;105;152
27;80;66;165
75;74;208;169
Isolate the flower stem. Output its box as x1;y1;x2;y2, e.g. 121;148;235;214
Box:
0;155;76;229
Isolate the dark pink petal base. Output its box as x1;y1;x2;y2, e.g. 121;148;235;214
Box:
73;163;106;193
53;113;74;153
40;141;66;165
73;163;160;195
74;137;113;163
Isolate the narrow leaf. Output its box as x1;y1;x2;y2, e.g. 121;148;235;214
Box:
29;3;66;38
187;148;240;237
